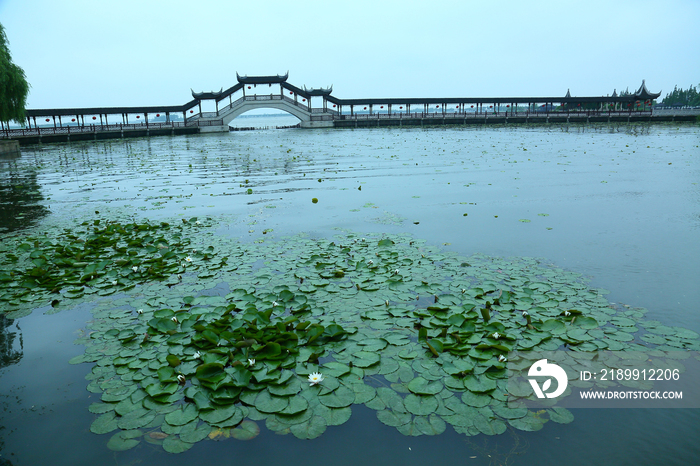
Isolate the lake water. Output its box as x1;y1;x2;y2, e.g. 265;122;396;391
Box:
1;118;699;465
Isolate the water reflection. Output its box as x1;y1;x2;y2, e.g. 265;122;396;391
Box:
465;428;529;466
0;160;49;234
0;314;22;368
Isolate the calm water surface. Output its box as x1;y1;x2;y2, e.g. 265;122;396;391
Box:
1;121;699;465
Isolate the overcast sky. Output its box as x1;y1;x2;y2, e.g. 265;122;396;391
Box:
1;0;698;110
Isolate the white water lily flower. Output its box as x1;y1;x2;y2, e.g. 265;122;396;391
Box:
367;260;373;265
185;256;193;263
308;372;325;386
461;289;467;294
498;355;507;362
394;269;400;275
248;359;255;366
492;332;501;340
195;221;201;225
564;311;571;317
111;280;118;286
272;301;278;307
361;238;366;242
171;316;178;323
136;309;143;314
193;351;201;359
522;311;529;317
177;374;186;384
132;266;138;273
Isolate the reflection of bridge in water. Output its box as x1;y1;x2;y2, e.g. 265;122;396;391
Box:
4;72;695;144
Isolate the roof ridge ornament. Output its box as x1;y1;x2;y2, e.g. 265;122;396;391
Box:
565;89;571;99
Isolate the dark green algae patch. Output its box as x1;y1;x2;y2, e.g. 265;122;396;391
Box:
2;216;699;453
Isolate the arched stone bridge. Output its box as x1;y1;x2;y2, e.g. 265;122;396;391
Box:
193;94;336;132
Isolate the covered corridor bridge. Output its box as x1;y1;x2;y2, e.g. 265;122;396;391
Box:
8;73;663;141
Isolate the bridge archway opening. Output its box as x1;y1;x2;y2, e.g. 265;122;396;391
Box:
228;108;301;130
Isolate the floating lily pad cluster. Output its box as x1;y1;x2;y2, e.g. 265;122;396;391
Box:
11;217;698;452
0;217;217;317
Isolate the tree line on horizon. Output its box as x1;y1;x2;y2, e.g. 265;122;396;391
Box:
659;85;700;107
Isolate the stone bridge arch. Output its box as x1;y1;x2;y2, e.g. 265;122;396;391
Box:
220;98;311;127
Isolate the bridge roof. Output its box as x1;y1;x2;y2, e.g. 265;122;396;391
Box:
24;77;661;117
192;88;224;100
25;101;200;117
281;83;310;99
304;86;333;96
634;80;661;100
324;95;636;106
237;72;289;84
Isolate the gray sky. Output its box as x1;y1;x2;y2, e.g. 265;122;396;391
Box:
2;0;698;110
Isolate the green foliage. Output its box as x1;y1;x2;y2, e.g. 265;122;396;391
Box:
0;23;30;124
8;218;698;451
661;84;700;107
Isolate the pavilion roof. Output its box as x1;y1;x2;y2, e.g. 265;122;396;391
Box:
236;72;289;84
634;80;661;100
191;88;224;100
303;86;333;96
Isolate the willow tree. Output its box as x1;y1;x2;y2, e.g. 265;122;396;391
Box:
0;23;30;125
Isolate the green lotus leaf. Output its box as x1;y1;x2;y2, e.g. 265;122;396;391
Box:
415;414;446;435
89;402;115;414
255;390;290;413
322;361;351;377
198;403;239;424
107;430;142;451
117;408;156;430
230;420;261;440
352;351;381;368
474;414;507;435
407;376;443;395
319;386;355;408
461;390;492;408
196;362;226;384
289;415;327;440
90;412;119;434
463;374;497;393
573;316;599;329
162;435;194;453
164;403;198;426
278;395;309;415
144;382;179;398
403;393;439;416
548;407;574;424
178;422;211;443
508;412;547;431
376;409;412;427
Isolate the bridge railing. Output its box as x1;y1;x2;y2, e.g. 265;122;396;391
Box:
337;109;654;120
217;96;246;115
282;95;312;111
245;95;283;102
0;120;223;138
